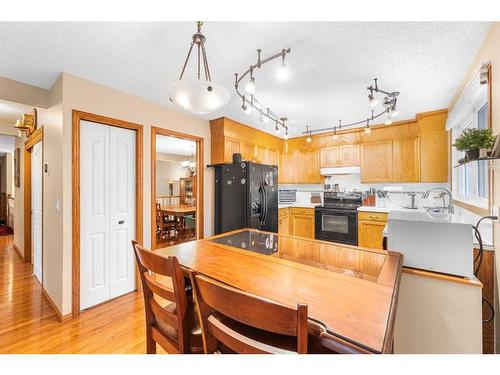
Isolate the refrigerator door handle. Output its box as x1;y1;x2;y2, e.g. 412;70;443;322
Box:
262;185;268;226
259;182;266;227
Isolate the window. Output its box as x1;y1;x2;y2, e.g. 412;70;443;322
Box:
450;75;489;209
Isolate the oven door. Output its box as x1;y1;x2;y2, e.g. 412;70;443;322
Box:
314;207;358;245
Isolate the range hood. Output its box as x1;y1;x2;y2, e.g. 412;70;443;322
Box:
320;166;361;175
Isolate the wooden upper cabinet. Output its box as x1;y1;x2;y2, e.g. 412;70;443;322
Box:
224;136;240;163
267;148;278;166
294;148;320;184
361;140;393;183
339;145;360;166
210;117;282;166
241;142;255;162
320;145;359;168
418;111;449;182
255;145;267;164
320;147;339;168
393;138;420;182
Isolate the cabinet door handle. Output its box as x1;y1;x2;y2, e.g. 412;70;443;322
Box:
118;220;125;225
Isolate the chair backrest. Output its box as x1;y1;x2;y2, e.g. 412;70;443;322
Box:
132;240;190;353
190;271;308;354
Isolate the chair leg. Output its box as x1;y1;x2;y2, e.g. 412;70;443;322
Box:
146;328;156;354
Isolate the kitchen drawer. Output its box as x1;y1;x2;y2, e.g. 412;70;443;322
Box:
279;207;290;216
358;211;388;222
290;207;314;216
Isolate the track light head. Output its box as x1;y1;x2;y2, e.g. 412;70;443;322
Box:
245;76;256;94
368;93;378;108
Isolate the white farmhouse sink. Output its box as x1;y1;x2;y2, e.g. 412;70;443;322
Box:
387;209;474;278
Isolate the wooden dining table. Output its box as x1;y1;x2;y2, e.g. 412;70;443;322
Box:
155;228;403;353
161;204;196;217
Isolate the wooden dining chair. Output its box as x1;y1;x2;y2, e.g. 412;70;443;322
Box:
132;240;202;354
189;271;309;354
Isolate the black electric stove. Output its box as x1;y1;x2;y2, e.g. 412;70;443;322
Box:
315;192;363;245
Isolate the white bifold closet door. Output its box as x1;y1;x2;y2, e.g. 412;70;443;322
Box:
80;120;136;310
31;141;43;284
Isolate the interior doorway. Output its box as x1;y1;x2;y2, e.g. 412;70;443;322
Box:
31;140;43;282
151;127;204;250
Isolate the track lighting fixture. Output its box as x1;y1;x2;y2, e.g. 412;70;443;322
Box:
275;122;280;134
368;92;379;108
332;127;338;140
277;49;289;81
263;108;270;124
365;119;371;134
306;125;312;143
235;48;291;138
302;79;400;140
245;95;254;114
245;68;256;94
284;128;289;140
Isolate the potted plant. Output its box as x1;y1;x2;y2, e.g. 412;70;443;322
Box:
453;128;496;161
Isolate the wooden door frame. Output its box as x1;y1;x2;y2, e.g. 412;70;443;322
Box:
151;126;204;250
23;127;44;271
72;110;144;317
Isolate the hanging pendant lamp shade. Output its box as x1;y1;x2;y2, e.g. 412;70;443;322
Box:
168;22;230;115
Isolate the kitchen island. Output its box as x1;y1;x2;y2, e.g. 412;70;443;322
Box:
155;229;403;353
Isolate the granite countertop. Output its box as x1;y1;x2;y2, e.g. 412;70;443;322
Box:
358;205;390;213
278;203;322;209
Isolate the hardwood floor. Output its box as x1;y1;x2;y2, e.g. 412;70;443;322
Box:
0;235;157;354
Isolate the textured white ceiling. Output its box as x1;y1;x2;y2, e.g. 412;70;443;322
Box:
0;22;491;136
156;134;195;156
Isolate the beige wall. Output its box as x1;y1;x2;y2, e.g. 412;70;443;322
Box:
0;76;49;109
449;22;500;353
58;73;213;315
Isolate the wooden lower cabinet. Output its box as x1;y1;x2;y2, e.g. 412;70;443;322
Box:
290;208;315;239
357;211;388;250
278;208;290;235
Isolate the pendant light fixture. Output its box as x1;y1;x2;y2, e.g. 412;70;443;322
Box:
167;22;230;115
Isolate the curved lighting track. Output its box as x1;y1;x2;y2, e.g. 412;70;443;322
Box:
303;78;400;136
235;48;291;135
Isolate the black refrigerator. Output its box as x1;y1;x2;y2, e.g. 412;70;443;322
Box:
213;161;278;234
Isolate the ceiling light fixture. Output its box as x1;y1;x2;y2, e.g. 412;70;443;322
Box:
306;125;312;143
13;108;37;137
332;127;338;140
263;108;270;124
365;119;371;134
235;48;291;137
167;21;230;115
245;67;256;94
277;49;289;81
302;78;400;139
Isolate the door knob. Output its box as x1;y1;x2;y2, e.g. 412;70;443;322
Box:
118;220;125;224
